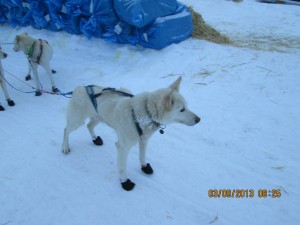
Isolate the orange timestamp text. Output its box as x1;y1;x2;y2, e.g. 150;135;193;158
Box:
208;189;281;198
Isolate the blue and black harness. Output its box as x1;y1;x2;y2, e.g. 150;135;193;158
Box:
85;85;145;136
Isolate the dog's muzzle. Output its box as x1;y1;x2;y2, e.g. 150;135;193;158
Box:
195;116;201;124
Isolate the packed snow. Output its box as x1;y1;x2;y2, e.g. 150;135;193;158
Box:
1;0;300;225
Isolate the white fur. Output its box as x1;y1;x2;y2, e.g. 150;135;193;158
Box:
13;32;56;93
62;77;200;188
0;46;14;108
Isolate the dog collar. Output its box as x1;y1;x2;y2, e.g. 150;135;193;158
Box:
27;42;35;57
145;103;166;134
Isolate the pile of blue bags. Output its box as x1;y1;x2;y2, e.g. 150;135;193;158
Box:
0;0;193;49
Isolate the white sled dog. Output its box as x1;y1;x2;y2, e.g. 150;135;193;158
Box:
62;77;200;191
0;46;15;111
13;32;58;96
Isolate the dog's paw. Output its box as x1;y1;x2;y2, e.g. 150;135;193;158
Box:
52;87;60;93
62;148;70;155
93;136;103;146
35;91;42;96
7;99;15;107
25;74;31;81
141;163;153;175
121;179;135;191
0;105;5;111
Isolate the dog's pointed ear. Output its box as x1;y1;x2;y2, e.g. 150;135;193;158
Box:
163;90;175;111
169;76;182;92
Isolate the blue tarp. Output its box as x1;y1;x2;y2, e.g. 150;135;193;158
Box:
80;0;118;38
103;21;134;44
136;4;193;50
0;0;24;27
62;0;91;34
30;1;49;29
0;0;193;49
44;0;65;31
114;0;178;28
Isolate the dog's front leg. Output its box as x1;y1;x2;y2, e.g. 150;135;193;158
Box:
30;62;42;96
115;141;135;191
139;137;153;175
0;80;15;107
25;60;32;81
0;79;10;99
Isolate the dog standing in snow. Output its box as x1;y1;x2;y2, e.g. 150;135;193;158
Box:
13;33;58;96
0;46;15;111
62;77;200;191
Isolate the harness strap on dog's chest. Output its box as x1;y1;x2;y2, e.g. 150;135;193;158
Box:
131;109;143;136
27;39;46;64
36;39;44;64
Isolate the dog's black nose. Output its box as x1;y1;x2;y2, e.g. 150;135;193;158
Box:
3;53;7;58
195;116;201;124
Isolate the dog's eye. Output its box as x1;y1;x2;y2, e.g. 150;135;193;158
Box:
180;107;185;112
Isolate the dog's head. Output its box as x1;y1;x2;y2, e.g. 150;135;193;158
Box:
0;46;8;59
13;32;28;52
151;77;200;126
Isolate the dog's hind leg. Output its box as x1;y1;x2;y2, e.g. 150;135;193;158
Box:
87;117;103;146
62;106;88;154
44;63;58;93
62;122;84;154
62;127;72;154
139;137;153;175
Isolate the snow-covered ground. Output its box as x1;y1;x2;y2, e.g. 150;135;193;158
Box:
1;0;300;224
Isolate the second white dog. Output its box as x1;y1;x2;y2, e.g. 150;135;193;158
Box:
13;33;58;96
